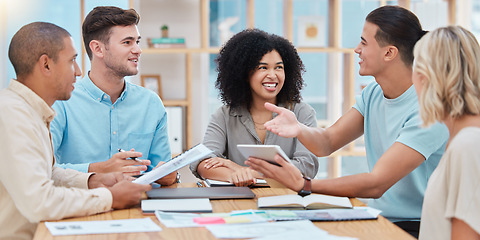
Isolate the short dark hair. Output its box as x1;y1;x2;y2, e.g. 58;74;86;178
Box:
82;6;140;60
366;5;426;67
215;28;305;109
8;22;71;78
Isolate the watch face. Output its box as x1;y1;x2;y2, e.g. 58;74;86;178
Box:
298;190;311;197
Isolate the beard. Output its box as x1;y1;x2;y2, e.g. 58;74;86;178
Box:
103;51;138;78
55;83;73;101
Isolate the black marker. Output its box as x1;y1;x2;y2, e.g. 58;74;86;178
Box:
117;148;143;163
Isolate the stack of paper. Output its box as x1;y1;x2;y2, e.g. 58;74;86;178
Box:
141;198;212;213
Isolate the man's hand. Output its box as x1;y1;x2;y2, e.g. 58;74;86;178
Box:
264;102;302;138
88;172;133;189
246;154;304;192
108;181;152;209
88;149;151;176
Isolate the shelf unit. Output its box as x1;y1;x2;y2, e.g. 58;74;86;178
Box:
124;0;456;177
128;0;357;155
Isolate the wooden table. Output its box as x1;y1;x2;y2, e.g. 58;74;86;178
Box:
33;183;415;240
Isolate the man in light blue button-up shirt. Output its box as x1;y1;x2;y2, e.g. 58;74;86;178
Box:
51;6;177;185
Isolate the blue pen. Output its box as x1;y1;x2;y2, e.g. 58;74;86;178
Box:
117;148;143;163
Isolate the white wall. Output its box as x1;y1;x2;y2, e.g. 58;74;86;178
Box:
0;1;7;89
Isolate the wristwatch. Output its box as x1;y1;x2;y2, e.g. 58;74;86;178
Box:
298;176;312;197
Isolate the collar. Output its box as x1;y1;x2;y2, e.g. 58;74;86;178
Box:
80;73;128;103
8;80;55;124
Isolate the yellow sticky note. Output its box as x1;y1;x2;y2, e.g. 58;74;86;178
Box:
223;216;251;224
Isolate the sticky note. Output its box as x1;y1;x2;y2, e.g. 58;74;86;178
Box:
223;216;251;224
193;216;225;225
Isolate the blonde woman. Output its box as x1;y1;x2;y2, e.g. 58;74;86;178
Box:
414;26;480;239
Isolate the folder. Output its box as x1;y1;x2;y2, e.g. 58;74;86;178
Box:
166;106;184;155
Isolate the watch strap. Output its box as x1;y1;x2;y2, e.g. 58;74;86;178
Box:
298;176;312;196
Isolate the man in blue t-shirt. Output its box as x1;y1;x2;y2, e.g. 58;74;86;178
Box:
246;6;448;238
51;6;177;185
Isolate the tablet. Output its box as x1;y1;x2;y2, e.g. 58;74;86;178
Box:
237;144;292;166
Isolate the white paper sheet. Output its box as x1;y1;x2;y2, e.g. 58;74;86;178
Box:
134;144;213;184
205;220;323;239
45;218;161;235
253;230;358;240
142;198;212;213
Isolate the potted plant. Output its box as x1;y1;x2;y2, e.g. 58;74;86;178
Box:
161;25;168;38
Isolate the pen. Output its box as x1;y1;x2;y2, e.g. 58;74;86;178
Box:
117;148;143;163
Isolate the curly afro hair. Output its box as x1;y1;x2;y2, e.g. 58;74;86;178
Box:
215;28;305;109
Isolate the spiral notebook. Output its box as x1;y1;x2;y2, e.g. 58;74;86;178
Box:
291;207;380;221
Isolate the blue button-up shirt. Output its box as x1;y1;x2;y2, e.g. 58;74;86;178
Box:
51;75;171;173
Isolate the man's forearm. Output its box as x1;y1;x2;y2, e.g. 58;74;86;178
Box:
297;125;332;157
311;173;386;199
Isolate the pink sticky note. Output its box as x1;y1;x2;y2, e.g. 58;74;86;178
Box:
193;216;226;225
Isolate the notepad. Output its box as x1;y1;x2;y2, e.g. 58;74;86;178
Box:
141;198;212;213
257;194;352;210
204;178;269;187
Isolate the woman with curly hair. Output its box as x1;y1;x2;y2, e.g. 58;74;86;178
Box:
190;28;318;186
414;26;480;240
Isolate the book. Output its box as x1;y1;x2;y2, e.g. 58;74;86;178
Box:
133;144;213;184
151;37;185;44
203;178;269;188
141;198;212;214
257;194;353;210
152;43;186;49
237;144;292;166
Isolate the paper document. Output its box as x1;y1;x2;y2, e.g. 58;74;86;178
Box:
206;220;321;239
252;230;358;240
142;198;212;213
45;218;161;235
291;207;380;221
134;144;213;184
154;210;268;228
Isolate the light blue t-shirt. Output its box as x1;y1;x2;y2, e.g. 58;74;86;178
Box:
51;75;171;173
353;82;448;222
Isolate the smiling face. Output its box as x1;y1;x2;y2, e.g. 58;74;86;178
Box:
249;50;285;104
103;24;141;77
51;36;82;101
354;22;388;77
